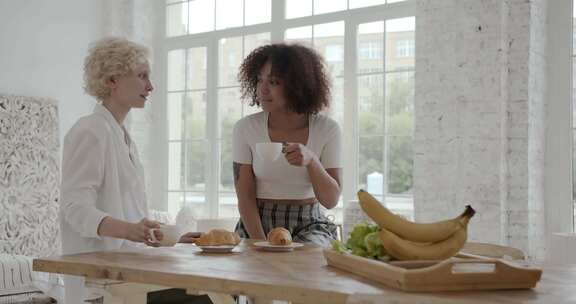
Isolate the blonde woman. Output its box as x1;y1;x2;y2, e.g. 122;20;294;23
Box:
60;37;197;303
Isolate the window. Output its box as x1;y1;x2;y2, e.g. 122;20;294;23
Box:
325;44;344;62
357;18;415;220
285;21;345;125
359;41;382;61
166;0;272;37
166;47;209;218
286;0;409;19
396;39;414;57
160;0;416;221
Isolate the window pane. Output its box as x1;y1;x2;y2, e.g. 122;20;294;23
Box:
386;72;414;136
167;49;186;91
166;2;188;37
358;74;384;134
386;17;415;72
189;0;215;34
330;77;344;126
216;0;242;30
168;142;183;190
244;32;271;55
219;88;242;139
349;0;386;9
286;0;312;19
218;87;242;214
167;93;184;140
313;0;346;15
285;26;313;45
359;135;384;199
219;192;239;218
387;0;407;3
184;141;207;191
219;138;235;193
387;135;413;195
187;47;207;90
184;91;207;140
358;22;384;74
314;22;344;77
245;0;271;25
219;36;243;86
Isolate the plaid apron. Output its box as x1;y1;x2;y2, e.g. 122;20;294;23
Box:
235;199;337;247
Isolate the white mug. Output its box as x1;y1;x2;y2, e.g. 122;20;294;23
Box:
150;224;180;247
255;142;283;162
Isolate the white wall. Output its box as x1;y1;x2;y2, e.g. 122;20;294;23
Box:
0;0;103;143
414;0;571;260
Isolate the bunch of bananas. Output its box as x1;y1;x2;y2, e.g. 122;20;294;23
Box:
357;190;475;261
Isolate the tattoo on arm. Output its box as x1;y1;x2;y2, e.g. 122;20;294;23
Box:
233;162;241;185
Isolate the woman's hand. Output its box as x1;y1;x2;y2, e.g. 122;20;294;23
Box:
283;143;317;167
125;218;161;246
179;232;202;243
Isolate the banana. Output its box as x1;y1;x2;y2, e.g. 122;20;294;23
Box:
357;189;475;242
379;226;468;261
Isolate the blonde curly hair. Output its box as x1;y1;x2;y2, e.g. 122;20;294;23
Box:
83;37;150;101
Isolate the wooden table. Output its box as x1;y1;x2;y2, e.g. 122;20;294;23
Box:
33;240;576;304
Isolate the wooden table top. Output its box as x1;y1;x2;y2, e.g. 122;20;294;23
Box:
33;240;576;304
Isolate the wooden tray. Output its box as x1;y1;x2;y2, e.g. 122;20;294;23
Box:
323;249;542;292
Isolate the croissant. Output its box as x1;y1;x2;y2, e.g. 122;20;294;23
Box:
267;227;292;245
196;229;241;246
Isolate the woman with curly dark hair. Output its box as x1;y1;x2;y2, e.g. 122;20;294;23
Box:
232;43;342;246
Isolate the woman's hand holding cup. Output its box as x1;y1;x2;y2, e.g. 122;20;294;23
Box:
283;143;316;167
124;218;161;246
149;224;181;247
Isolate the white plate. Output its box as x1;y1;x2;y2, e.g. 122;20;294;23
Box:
253;241;304;252
197;245;236;253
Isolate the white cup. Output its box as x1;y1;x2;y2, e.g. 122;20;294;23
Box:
255;142;283;162
150;224;180;247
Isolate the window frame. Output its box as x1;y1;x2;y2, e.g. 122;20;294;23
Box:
153;0;417;219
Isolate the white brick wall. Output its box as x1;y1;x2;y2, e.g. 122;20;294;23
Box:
414;0;548;259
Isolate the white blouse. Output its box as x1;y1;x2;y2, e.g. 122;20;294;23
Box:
60;104;148;254
232;111;342;199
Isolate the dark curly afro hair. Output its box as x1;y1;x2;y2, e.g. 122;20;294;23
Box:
238;43;331;115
